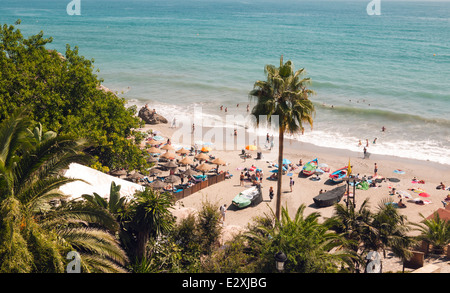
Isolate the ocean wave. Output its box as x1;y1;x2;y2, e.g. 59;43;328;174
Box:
314;103;450;127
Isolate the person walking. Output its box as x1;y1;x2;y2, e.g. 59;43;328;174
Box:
240;172;244;186
374;163;378;176
290;177;294;192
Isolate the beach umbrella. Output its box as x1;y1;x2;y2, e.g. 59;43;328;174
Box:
165;175;180;183
161;152;177;160
147;146;161;154
195;153;209;161
147;156;158;163
150;179;165;189
211;158;227;166
148;168;162;177
211;157;227;173
179;157;194;167
183;169;198;177
164;161;178;169
146;138;159;146
127;171;144;181
245;145;257;151
282;158;291;165
196;163;213;174
161;144;175;151
164;175;181;190
176;148;190;155
110;169;127;177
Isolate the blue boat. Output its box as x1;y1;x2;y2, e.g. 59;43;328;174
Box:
329;166;349;183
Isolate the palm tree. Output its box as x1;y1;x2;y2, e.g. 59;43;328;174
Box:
124;187;175;261
371;199;414;260
0;111;128;272
413;213;450;254
325;198;374;272
244;205;355;273
82;181;128;215
249;56;315;220
326;198;415;272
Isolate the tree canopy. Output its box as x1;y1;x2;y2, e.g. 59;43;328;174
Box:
0;21;147;171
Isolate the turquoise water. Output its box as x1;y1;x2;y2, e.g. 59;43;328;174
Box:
1;0;449;164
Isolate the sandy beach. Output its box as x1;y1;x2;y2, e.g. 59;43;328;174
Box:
137;119;450;272
141;121;450;229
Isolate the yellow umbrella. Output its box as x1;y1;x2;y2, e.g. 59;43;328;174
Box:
245;145;257;151
201;146;212;153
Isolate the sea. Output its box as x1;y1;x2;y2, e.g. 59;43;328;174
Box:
1;0;449;165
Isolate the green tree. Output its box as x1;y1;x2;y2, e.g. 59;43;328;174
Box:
244;205;354;273
123;187;175;262
326;199;414;273
0;111;128;272
413;213;450;254
249;56;315;220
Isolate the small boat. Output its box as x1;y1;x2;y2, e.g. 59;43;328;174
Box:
329;166;349;183
302;158;318;176
232;186;263;209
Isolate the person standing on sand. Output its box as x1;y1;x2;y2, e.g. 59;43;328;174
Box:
374;163;378;176
290;177;294;192
363;147;367;158
220;204;227;224
269;186;274;201
240;172;244;186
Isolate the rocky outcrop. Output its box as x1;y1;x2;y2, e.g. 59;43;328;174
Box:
138;106;168;124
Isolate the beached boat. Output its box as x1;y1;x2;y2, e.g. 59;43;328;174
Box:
313;185;347;207
329;166;349;183
232;186;263;209
302;158;318;176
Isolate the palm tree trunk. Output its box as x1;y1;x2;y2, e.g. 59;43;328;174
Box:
275;125;284;221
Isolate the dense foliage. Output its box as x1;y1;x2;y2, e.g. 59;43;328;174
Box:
0;21;147;171
0;111;128;272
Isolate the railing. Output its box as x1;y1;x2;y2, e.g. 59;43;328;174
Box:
173;173;226;201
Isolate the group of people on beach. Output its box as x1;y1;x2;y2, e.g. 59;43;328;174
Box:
359;126;386;158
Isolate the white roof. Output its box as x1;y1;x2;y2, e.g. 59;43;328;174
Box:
59;163;144;200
